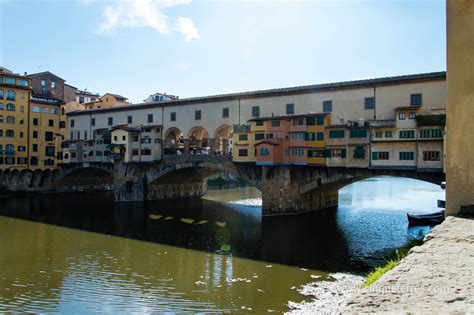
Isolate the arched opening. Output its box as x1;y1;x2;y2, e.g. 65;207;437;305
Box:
213;124;233;154
187;126;209;153
163;127;184;154
58;167;113;191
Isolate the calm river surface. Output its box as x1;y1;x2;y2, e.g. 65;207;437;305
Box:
0;176;444;313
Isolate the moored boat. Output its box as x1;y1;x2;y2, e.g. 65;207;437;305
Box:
407;210;445;226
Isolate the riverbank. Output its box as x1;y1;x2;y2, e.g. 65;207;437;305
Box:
346;216;474;313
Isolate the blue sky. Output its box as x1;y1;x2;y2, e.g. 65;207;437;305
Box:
0;0;445;103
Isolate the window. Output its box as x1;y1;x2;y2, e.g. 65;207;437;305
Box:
260;147;269;155
45;146;55;157
238;149;248;157
141;149;152;156
113;136;117;141
0;90;3;99
18;80;28;87
108;117;113;126
48;119;54;127
350;129;367;138
32;144;38;152
33;131;38;138
364;97;375;109
132;135;138;142
256;120;263;126
84;131;88;140
32;106;40;113
307;149;327;158
291;132;306;140
308;132;315;141
91;118;95;126
0;115;3;123
372;151;389;160
148;114;153;123
20;93;25;99
5;144;14;154
266;133;273;139
127;116;133;124
6;116;14;124
0;103;3;110
70;119;75;127
33;118;39;126
385;130;393;138
44;159;55;166
255;133;265;140
79;96;84;104
332;149;346;158
195;110;201;120
6;103;14;111
353;146;365;159
317;132;324;141
399;152;414;160
96;151;103;157
329;130;345;138
252;106;260;117
51;81;56;88
6;129;14;137
399;130;415;139
41;80;46;87
408;112;416;119
292;117;304;126
222;108;229;118
19;132;23;138
411;93;422;106
375;131;383;138
7;90;15;100
239;134;248;141
271;120;280;127
59;121;66;128
323;100;332;112
286;103;294;115
5;78;15;85
45;132;53;141
291;148;305;156
399;112;406;120
420;128;443;139
423;151;440;161
170;112;176;121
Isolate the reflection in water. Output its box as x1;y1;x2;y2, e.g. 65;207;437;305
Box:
0;176;444;312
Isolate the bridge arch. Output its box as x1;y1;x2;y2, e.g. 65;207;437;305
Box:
187;126;210;150
57;166;114;191
163;127;184;153
213;124;233;153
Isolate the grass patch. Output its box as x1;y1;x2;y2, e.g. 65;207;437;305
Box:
361;238;424;288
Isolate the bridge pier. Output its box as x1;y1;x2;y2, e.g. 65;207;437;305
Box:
260;166;339;216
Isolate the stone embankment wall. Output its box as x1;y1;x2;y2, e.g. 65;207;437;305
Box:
346;216;474;313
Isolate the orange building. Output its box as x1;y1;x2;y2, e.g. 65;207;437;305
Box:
250;113;330;166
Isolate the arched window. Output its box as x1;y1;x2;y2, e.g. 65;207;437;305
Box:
6;129;14;137
5;144;14;154
0;90;4;99
0;115;3;123
6;116;14;124
6;103;15;111
0;103;3;110
6;90;15;101
0;130;3;137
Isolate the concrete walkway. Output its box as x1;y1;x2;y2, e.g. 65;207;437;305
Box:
346;216;474;313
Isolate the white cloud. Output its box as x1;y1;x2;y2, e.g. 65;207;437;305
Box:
94;0;199;43
175;17;200;42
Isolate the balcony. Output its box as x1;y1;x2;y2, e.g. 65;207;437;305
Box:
416;114;446;127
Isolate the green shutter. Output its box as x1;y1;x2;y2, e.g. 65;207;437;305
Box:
372;151;378;160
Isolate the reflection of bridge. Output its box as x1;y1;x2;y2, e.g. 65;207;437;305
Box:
1;156;444;216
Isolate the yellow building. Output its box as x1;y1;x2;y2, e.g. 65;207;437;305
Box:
29;95;64;169
0;67;31;170
307;113;331;165
84;93;129;110
232;124;255;162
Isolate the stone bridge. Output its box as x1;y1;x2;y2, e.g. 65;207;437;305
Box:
0;156;444;216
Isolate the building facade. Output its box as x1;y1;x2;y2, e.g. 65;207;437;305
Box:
66;72;446;169
0;67;31;170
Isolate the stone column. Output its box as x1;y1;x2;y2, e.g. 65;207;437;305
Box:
209;138;219;153
183;139;190;154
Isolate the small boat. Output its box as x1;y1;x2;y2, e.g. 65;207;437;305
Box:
407;210;445;226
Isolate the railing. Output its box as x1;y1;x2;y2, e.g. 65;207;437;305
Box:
368;119;396;128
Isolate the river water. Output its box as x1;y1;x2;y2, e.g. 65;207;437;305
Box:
0;176;444;313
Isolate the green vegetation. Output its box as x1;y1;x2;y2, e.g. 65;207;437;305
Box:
361;238;424;288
